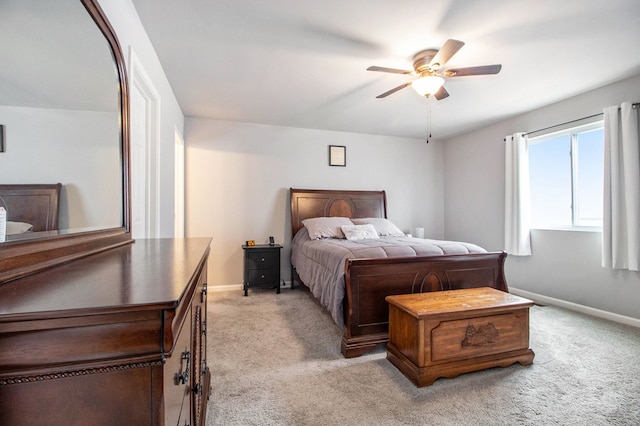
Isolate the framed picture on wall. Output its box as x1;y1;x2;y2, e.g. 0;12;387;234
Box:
329;145;346;167
0;125;4;152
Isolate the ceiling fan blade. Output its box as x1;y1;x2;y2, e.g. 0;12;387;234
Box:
434;86;449;100
429;39;465;67
444;64;502;77
375;82;411;98
367;66;413;75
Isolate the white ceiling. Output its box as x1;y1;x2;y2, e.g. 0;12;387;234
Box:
131;0;640;140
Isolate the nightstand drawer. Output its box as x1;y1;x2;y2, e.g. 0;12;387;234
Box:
245;251;279;269
246;268;279;285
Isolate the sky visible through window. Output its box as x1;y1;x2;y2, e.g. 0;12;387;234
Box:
529;126;604;228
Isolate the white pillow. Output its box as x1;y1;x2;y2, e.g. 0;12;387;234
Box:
7;221;33;235
351;218;404;236
340;224;379;241
302;217;353;239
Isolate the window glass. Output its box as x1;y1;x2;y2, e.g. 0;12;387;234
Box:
529;134;572;228
528;122;603;229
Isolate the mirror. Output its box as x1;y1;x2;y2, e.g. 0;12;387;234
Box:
0;0;131;282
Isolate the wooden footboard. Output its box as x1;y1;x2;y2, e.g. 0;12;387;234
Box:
341;251;508;358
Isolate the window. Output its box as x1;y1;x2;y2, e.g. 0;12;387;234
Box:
528;122;604;229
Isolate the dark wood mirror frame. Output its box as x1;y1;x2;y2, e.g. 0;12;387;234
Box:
0;0;132;283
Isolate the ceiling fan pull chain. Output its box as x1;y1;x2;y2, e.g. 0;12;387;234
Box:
426;102;432;144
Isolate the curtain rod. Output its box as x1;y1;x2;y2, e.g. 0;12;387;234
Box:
504;102;639;141
524;112;603;137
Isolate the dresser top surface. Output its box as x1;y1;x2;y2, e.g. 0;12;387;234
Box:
0;238;211;319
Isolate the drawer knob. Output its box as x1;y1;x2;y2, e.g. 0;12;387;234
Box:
261;257;265;262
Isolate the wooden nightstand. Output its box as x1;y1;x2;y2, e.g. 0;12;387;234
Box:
242;244;282;296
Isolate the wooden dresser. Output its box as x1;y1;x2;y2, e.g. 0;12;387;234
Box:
0;238;212;425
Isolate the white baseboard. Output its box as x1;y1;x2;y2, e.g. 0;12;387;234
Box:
510;287;640;328
210;284;243;292
210;281;292;293
280;280;292;289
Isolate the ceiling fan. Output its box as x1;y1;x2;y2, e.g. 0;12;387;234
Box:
367;39;501;100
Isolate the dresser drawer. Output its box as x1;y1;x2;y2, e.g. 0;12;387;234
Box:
245;250;279;269
246;268;279;286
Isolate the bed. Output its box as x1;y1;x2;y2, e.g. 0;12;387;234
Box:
290;188;508;358
0;184;62;240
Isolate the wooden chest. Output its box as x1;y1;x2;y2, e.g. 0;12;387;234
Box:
386;287;534;387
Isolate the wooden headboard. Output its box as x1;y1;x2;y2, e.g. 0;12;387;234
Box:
0;184;62;232
290;188;388;237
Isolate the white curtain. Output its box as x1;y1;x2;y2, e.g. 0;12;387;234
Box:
504;132;532;256
602;102;640;271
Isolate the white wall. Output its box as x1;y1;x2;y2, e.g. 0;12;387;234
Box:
100;0;185;237
184;118;444;288
444;73;640;320
0;106;120;229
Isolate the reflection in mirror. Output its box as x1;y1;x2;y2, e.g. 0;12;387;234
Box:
0;0;122;241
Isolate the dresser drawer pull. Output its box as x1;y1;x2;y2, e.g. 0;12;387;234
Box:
201;284;207;303
176;350;191;385
193;383;202;396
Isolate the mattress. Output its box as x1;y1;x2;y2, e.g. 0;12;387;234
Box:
290;227;487;327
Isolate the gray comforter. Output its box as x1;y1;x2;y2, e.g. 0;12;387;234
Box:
290;228;487;327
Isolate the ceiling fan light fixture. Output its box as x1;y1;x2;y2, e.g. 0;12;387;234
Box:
411;75;444;96
367;39;501;100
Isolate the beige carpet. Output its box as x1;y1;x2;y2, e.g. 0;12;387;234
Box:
206;288;640;425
